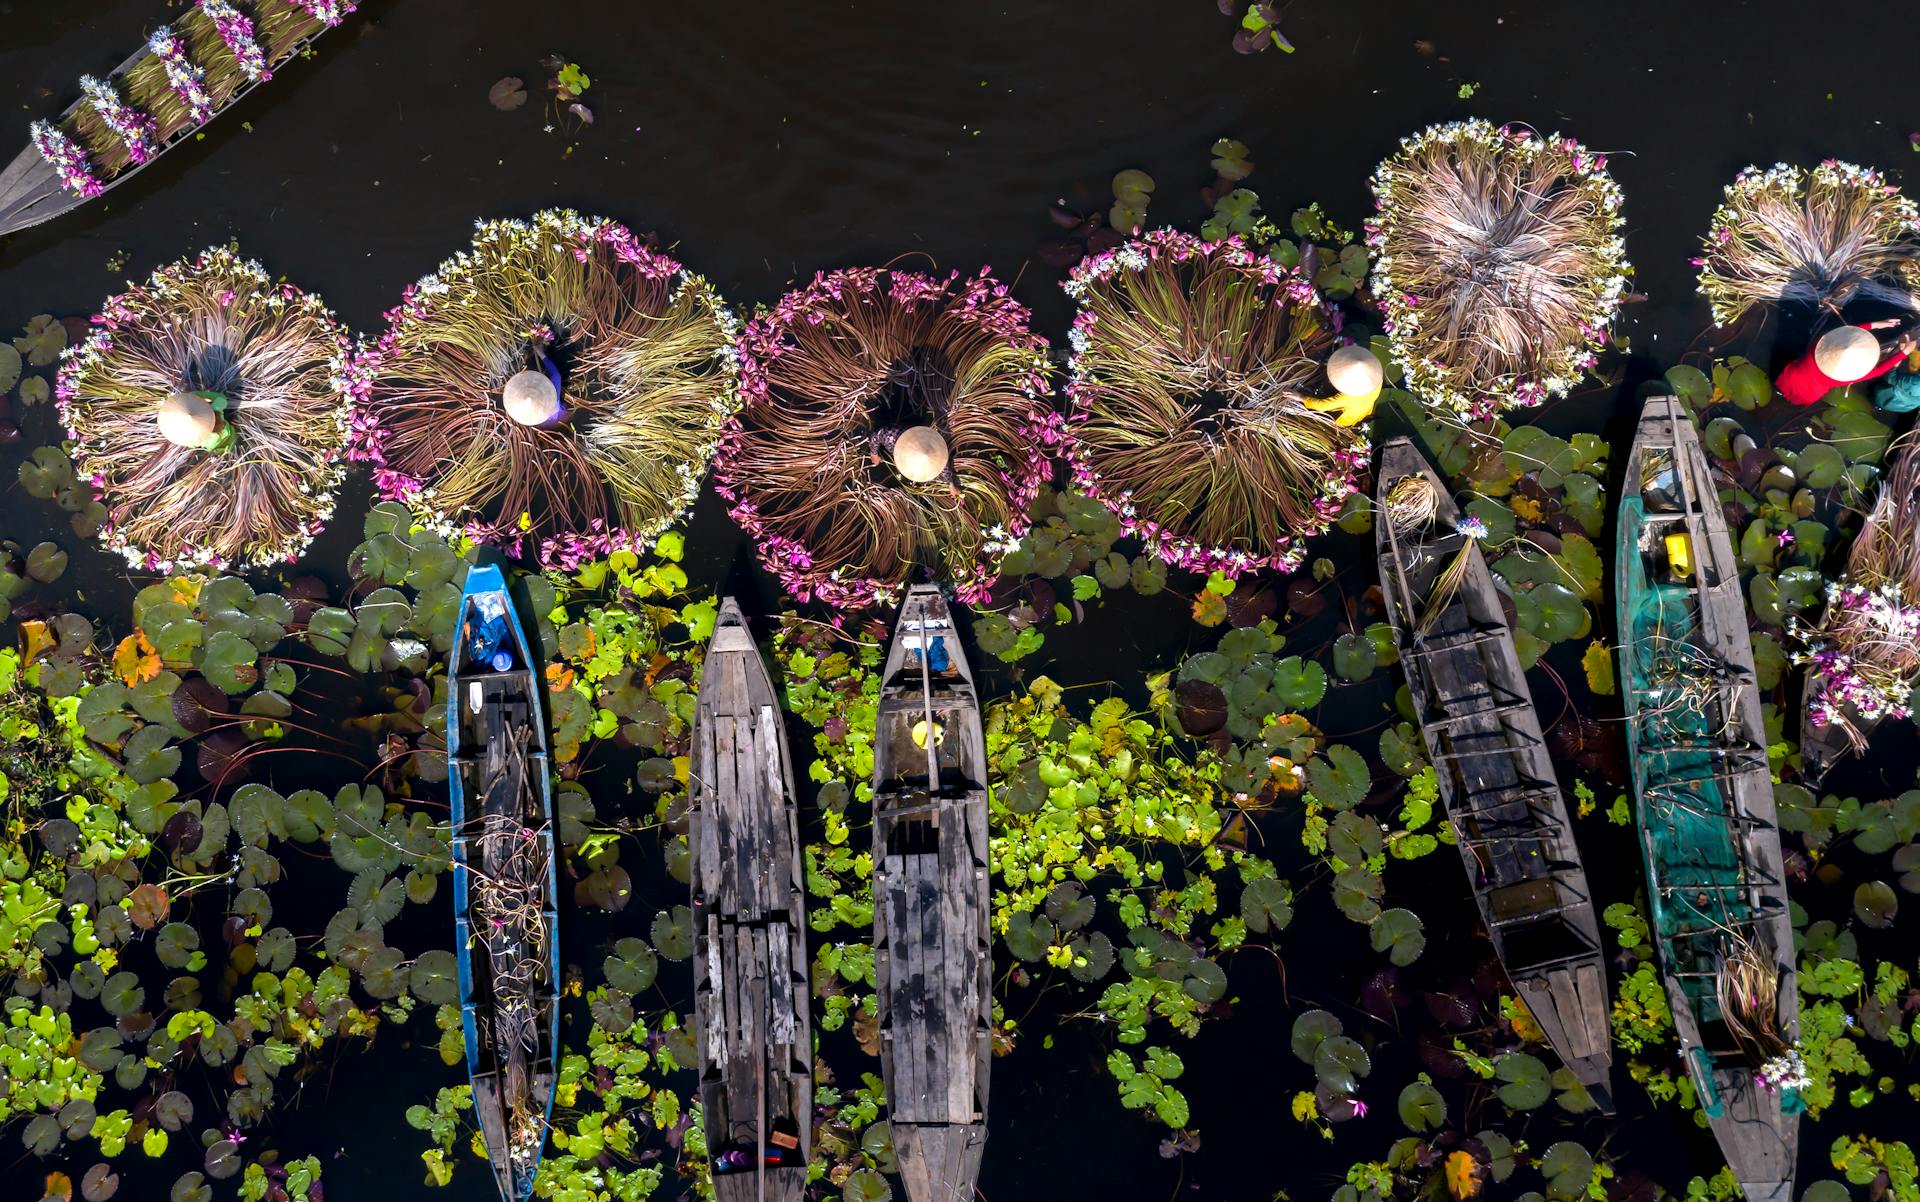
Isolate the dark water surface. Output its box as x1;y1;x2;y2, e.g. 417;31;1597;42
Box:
4;2;1919;1200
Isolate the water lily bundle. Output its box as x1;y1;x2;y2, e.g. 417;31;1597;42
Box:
353;209;739;567
1062;228;1366;578
54;245;355;571
1792;427;1920;749
39;0;353;193
715;266;1055;608
1366;119;1629;422
1696;161;1920;327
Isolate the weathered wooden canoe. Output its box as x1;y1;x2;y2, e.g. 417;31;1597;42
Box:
0;3;352;238
1617;397;1799;1202
872;586;991;1202
1373;436;1613;1107
691;598;812;1202
449;564;562;1202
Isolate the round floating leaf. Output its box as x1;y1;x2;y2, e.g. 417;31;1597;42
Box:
581;863;633;911
1308;744;1370;809
70;962;105;1002
22;1114;59;1155
1332;868;1383;923
1003;910;1056;962
1290;1009;1343;1062
169;676;226;733
155;922;199;969
409;950;459;1005
1494;1051;1552;1110
591;991;635;1032
76;683;135;744
1853;880;1898;929
360;946;407;999
347;870;406;926
1800;1183;1850;1202
1331;632;1377;682
1539;1141;1593;1200
843;1169;892;1202
1068;931;1114;982
255;927;296;973
1530;582;1587;643
155;1091;192;1132
1397;1080;1446;1132
57;1099;95;1139
1329;811;1384;864
202;1142;241;1182
1272;656;1327;710
405;868;438;905
1313;1035;1372;1094
26;542;67;583
120;725;179;785
1370;908;1426;966
605;938;659;994
1241;877;1292;934
101;972;145;1017
1183;957;1227;1003
1043;882;1095;932
80;1164;118;1202
651;905;694;961
198;631;259;694
169;1172;210;1202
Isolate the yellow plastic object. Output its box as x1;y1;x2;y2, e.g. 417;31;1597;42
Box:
1664;532;1694;580
1302;387;1379;428
911;718;945;748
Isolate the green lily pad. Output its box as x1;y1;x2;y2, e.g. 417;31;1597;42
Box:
605;937;659;994
1539;1141;1593;1200
25;542;67;583
1307;744;1369;809
1271;656;1326;710
198;631;259;694
1494;1051;1552;1109
1397;1080;1446;1132
651;904;694;960
409;949;459;1004
1331;632;1377;681
1290;1009;1343;1062
1369;907;1425;965
1665;364;1711;408
1004;910;1056;962
1853;880;1898;928
1241;877;1292;934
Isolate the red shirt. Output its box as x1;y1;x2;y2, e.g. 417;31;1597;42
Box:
1776;324;1900;405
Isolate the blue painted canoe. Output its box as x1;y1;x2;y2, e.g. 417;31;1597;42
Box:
449;563;562;1202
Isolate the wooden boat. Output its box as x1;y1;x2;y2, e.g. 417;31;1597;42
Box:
872;586;991;1202
1617;397;1799;1202
691;599;812;1202
449;564;562;1202
0;2;353;238
1373;437;1613;1107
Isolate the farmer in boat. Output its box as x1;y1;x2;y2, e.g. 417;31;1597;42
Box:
1775;317;1919;406
869;347;963;496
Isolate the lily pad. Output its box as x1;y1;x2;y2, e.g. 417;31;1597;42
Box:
1272;657;1327;710
1397;1080;1446;1132
604;937;659;994
1369;908;1426;966
1494;1051;1552;1109
1853;880;1898;928
1241;877;1292;934
1290;1009;1343;1063
1307;744;1369;809
651;905;694;960
409;949;459;1004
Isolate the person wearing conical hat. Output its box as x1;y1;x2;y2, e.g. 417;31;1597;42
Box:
1776;319;1917;406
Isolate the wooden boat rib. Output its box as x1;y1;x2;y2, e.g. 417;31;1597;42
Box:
0;3;352;238
1617;397;1799;1202
1373;437;1614;1107
449;564;562;1202
691;599;813;1202
873;586;991;1202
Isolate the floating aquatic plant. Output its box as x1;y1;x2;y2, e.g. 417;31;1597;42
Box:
1696;161;1920;327
55;245;354;571
1367;119;1629;421
353;209;739;568
715;265;1055;608
1792;426;1920;753
1062;228;1367;579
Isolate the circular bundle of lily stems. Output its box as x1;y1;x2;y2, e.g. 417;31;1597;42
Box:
354;209;739;568
1696;160;1920;327
1062;228;1367;578
1367;119;1629;422
55;245;353;571
715;266;1055;609
1794;425;1920;750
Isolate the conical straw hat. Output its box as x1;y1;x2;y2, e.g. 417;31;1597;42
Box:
1814;325;1880;382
